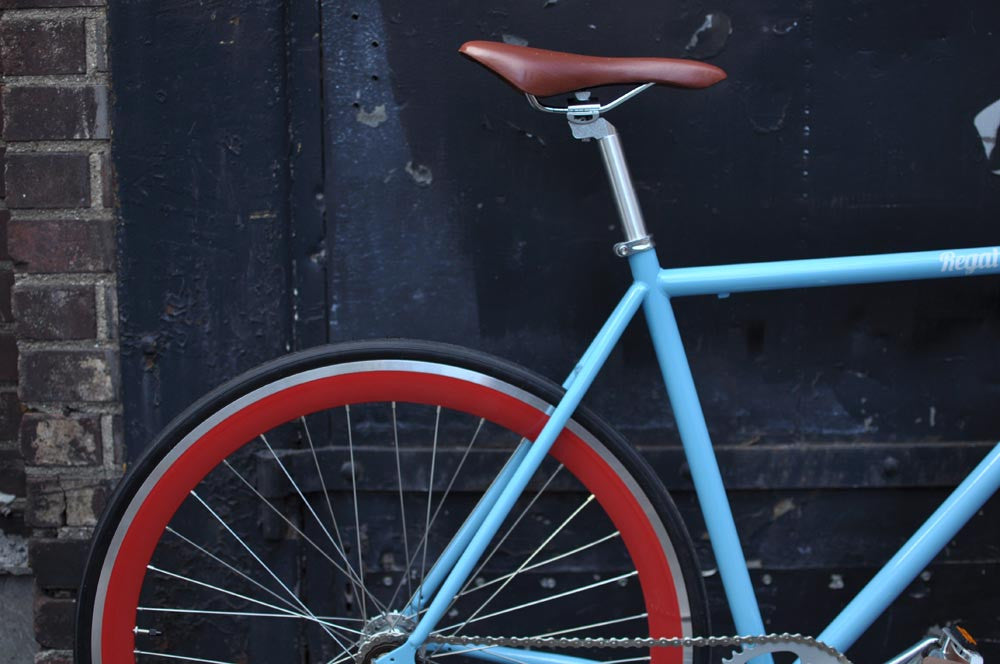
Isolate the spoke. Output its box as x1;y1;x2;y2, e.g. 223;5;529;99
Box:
345;404;368;622
445;494;596;636
222;459;385;613
391;402;413;604
164;526;302;616
134;651;236;664
135;607;364;635
259;432;385;615
429;644;501;659
144;566;357;659
326;651;361;664
388;414;486;610
432;647;533;664
435;570;638;633
146;565;331;626
440;463;565;615
454;531;621;599
419;406;442;600
188;490;351;654
301;415;367;612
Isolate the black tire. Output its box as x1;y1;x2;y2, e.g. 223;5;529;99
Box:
76;340;710;664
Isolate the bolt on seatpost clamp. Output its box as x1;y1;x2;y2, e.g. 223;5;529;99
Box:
564;98;655;258
613;236;655;257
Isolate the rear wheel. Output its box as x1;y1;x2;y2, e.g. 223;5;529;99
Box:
76;340;709;664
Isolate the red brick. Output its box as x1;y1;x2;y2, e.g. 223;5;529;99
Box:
99;150;113;206
0;270;12;322
13;284;97;339
100;284;117;340
0;18;86;76
0;447;25;495
29;538;88;589
94;16;108;72
34;650;73;664
0;333;17;382
0;390;22;440
3;86;109;141
20;413;101;465
0;0;101;6
0;209;9;260
19;349;117;402
34;594;74;649
65;479;107;526
9;219;114;272
4;153;90;208
25;477;63;528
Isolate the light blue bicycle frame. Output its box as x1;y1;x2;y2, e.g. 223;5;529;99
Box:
377;114;1000;664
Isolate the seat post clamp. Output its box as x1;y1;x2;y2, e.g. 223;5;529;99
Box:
613;236;655;258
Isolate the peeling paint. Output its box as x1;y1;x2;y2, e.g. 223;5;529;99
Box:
405;160;433;186
356;103;388;128
505;120;546;146
501;33;529;47
685;12;732;59
767;19;799;35
973;98;1000;174
772;497;796;519
748;93;790;134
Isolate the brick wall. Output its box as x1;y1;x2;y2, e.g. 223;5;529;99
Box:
0;0;121;660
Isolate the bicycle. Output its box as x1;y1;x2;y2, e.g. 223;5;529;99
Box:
76;41;1000;664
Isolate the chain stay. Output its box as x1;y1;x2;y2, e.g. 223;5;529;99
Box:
426;633;851;664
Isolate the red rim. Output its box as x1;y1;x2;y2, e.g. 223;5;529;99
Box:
100;369;686;664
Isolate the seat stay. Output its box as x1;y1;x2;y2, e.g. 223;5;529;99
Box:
375;283;648;664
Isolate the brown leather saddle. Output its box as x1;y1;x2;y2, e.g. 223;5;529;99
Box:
459;40;726;98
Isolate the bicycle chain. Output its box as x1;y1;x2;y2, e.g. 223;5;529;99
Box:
426;632;852;664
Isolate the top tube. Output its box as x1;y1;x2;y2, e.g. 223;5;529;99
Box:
658;246;1000;298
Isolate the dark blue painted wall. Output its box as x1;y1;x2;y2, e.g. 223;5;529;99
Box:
111;1;1000;660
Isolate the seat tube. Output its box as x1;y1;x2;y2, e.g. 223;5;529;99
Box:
631;249;772;659
591;113;771;656
593;118;771;659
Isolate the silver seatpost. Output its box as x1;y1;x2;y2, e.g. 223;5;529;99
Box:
596;124;649;246
564;97;654;257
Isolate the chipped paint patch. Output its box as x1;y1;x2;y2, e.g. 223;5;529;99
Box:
501;33;529;47
685;12;732;59
748;93;790;134
973;98;1000;174
772;497;796;519
767;19;799;35
405;161;433;186
356;103;388;128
